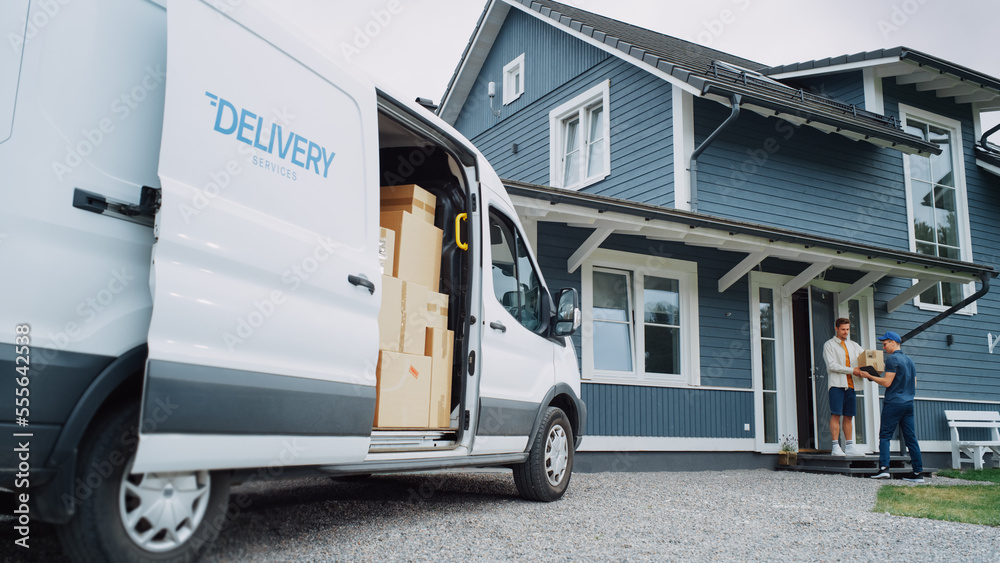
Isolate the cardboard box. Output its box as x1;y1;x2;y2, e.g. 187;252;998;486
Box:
401;281;430;355
425;292;449;329
381;184;436;225
858;349;885;373
379;227;396;276
378;275;403;352
408;291;448;332
375;351;432;428
425;328;455;428
380;210;442;290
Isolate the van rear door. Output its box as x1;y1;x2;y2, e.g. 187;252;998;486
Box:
133;0;380;473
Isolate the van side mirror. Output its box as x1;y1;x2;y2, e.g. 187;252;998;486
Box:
552;288;581;337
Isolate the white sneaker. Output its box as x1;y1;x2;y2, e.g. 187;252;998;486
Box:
871;466;891;479
844;444;863;456
830;444;845;456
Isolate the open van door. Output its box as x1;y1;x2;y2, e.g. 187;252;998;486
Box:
133;0;380;473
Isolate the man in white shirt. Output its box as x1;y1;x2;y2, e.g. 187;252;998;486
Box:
823;318;864;456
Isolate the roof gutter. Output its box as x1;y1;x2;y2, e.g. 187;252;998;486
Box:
690;91;741;213
901;271;991;344
980;122;1000;152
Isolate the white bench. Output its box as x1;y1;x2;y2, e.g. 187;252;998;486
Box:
944;410;1000;470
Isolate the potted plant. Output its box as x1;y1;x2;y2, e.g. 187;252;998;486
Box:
778;435;798;466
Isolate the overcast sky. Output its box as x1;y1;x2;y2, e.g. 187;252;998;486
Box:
267;0;1000;131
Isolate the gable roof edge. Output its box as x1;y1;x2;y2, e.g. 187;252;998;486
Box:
438;0;509;125
503;0;705;98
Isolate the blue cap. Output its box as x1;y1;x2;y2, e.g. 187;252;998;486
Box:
877;331;901;343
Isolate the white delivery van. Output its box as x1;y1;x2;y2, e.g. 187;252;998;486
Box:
0;0;585;560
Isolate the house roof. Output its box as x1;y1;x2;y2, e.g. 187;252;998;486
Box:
504;180;996;299
439;0;941;156
763;47;1000;111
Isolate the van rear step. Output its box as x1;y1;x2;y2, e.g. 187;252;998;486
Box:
369;429;458;451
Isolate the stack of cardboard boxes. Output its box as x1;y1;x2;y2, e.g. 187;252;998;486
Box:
376;184;455;429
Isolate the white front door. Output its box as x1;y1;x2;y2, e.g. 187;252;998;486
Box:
751;273;877;453
134;0;380;473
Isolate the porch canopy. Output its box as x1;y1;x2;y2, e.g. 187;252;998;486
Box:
505;180;995;319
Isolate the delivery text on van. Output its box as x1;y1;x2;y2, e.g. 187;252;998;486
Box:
205;92;335;180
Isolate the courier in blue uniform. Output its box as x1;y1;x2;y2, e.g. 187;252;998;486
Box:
860;331;924;482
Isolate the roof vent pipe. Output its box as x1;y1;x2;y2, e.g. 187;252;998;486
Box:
689;91;741;213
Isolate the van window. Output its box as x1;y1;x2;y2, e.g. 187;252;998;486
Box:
0;1;29;143
489;209;543;332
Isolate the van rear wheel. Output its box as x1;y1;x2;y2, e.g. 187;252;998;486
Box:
513;407;573;502
56;403;231;563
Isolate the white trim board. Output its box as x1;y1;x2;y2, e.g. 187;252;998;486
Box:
671;84;694;211
580;436;755;452
976;159;1000;178
766;56;903;80
914;396;1000;405
890;440;952;453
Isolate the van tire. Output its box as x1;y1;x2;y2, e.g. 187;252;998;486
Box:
55;403;232;563
513;407;573;502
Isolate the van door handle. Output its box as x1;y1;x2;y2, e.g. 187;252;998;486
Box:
348;274;375;295
489;321;507;333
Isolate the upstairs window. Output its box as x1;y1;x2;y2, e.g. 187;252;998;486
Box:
502;54;525;105
549;80;610;190
900;105;974;311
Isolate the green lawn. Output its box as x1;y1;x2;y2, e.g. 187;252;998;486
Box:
936;467;1000;484
874;470;1000;527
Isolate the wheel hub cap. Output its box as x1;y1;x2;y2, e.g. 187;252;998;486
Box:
544;425;569;486
119;458;211;553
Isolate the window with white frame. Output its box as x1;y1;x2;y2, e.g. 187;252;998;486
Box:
549;80;611;190
900;105;974;310
503;54;525;105
582;249;700;386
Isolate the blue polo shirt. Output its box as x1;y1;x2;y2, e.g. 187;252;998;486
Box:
883;349;916;404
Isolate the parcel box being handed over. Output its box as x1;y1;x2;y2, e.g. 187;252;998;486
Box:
858;349;885;374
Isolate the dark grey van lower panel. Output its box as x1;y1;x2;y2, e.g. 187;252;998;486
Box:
319;453;528;475
477;398;538;436
144;360;376;436
0;343;114;425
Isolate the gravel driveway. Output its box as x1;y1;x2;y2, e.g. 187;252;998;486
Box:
3;469;998;562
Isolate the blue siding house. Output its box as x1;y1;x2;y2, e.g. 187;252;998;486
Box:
440;0;1000;470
